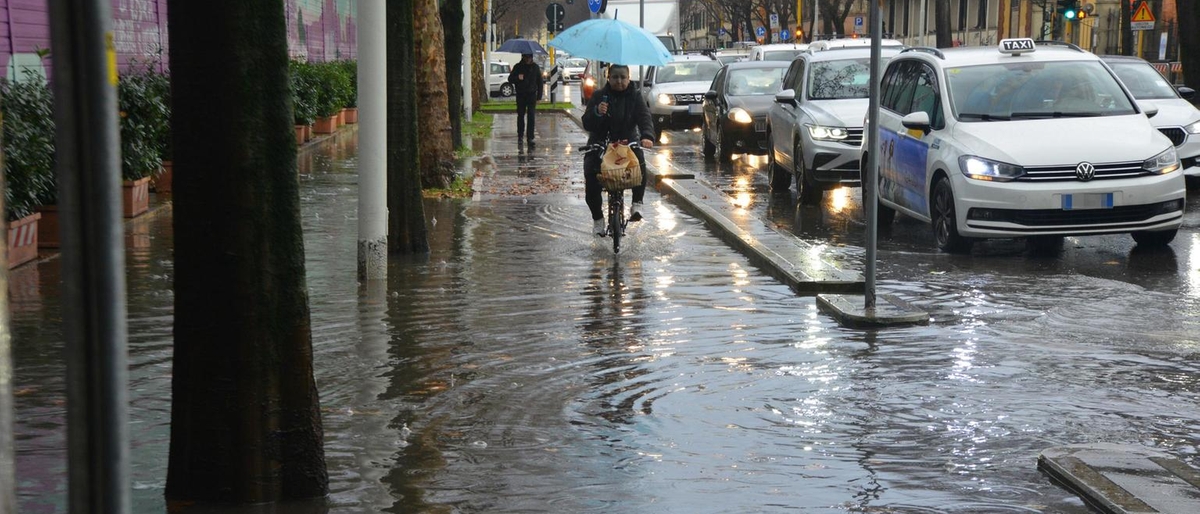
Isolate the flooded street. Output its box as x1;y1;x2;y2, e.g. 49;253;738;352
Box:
10;116;1200;513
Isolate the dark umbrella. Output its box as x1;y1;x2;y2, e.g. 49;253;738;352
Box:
496;38;548;55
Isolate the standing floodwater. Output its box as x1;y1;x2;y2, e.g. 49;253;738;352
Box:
9;118;1199;513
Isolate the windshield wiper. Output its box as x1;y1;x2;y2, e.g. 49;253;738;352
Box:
1010;111;1104;119
957;113;1010;121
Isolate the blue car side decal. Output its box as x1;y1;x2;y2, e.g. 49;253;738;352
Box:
879;130;930;216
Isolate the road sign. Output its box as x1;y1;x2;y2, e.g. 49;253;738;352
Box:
1131;1;1154;30
780;29;791;41
718;28;727;36
854;16;864;34
756;26;766;38
588;0;605;14
769;13;779;30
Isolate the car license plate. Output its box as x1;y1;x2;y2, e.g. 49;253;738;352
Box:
1061;193;1114;210
688;103;702;115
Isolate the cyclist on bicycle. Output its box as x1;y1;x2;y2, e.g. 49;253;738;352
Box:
581;63;655;236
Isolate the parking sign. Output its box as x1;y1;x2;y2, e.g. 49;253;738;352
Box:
854;16;864;34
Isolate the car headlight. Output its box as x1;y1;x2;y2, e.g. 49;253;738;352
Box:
806;124;848;141
958;155;1024;182
1185;120;1200;134
728;108;753;124
657;93;674;105
584;77;595;88
1143;147;1180;174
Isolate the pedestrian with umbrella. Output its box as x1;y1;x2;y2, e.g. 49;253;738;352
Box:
498;39;548;145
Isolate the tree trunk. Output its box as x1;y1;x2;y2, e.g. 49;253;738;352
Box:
934;0;953;48
415;0;457;189
442;0;465;150
1180;0;1199;91
165;0;327;504
388;0;431;255
473;0;486;110
1121;0;1132;56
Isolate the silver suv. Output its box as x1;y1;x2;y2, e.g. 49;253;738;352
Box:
641;55;722;140
766;46;900;204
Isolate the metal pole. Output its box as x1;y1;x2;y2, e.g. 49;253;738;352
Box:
813;0;819;40
358;0;387;281
865;0;882;310
920;0;928;46
463;0;473;122
46;0;130;512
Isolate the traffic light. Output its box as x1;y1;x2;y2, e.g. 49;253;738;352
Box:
547;21;564;32
1057;0;1078;20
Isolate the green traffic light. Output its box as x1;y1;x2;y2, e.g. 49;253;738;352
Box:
1064;9;1076;19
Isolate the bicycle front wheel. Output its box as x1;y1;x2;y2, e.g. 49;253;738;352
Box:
608;191;623;254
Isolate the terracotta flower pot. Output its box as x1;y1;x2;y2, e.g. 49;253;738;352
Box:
343;108;358;124
296;125;306;145
313;116;337;134
123;177;151;218
34;205;59;249
336;109;346;127
7;212;42;268
152;160;173;194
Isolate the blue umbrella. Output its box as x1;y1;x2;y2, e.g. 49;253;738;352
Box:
496;38;548;55
547;18;672;67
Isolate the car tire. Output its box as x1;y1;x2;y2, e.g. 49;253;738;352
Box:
1186;176;1199;191
702;124;716;158
716;123;733;163
1131;229;1177;247
500;83;515;97
931;178;973;254
795;142;820;206
768;137;791;192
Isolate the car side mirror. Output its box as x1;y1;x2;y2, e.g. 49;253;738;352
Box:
1177;86;1195;100
901;111;932;134
1138;101;1159;119
704;90;718;100
774;89;796;104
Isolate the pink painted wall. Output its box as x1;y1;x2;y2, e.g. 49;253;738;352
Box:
0;0;356;79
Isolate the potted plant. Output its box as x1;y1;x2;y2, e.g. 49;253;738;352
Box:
144;66;173;194
312;62;347;134
338;59;357;124
2;73;55;265
118;61;169;217
290;60;318;143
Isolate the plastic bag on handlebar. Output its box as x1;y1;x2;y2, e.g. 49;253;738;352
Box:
599;143;642;191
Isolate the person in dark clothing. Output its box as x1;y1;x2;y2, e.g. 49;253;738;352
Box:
580;64;655;236
508;53;543;144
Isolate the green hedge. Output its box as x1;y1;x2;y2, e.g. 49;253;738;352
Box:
289;60;357;123
1;73;56;220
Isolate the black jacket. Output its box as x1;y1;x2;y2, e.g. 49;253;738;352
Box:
581;84;654;146
508;61;543;98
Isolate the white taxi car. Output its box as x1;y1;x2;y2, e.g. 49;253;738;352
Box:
865;39;1185;253
1102;55;1200;189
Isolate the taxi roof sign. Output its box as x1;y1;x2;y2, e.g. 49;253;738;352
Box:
999;38;1036;55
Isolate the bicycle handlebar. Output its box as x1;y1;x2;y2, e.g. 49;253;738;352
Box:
579;141;641;154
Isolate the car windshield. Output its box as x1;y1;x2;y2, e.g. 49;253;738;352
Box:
656;61;722;83
807;58;878;100
1108;61;1179;100
948;60;1137;120
726;67;786;96
763;50;802;61
565;58;587;68
715;54;745;65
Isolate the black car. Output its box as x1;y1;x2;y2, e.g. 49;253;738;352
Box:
701;61;790;162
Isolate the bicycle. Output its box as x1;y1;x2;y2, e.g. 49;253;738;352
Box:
580;141;642;254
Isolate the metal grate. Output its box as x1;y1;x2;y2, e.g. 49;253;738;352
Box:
1158;127;1187;147
672;94;704;104
753;116;767;132
1016;161;1148;182
843;127;864;147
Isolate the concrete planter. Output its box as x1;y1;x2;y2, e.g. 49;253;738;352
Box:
123;177;151;218
7;212;41;268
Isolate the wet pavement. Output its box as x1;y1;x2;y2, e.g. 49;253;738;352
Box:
9;85;1200;513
